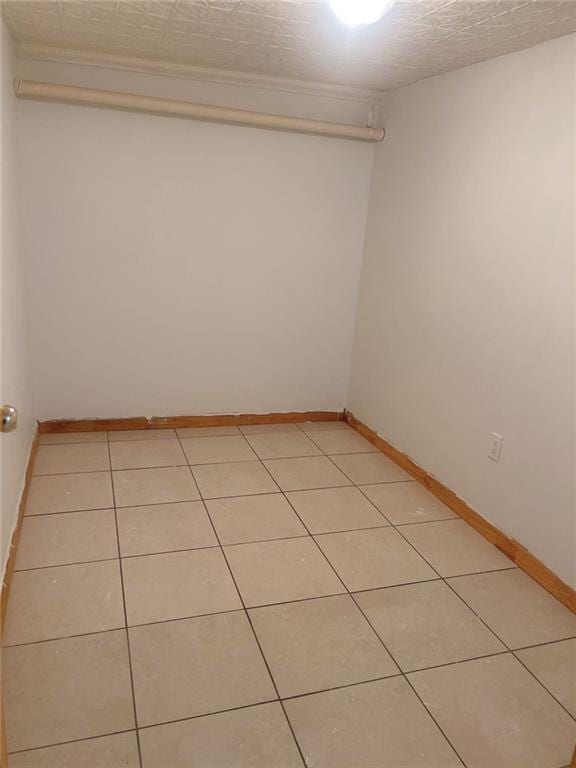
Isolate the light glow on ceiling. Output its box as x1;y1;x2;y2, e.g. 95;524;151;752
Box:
329;0;395;26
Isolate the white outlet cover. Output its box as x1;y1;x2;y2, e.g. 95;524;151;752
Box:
488;432;503;462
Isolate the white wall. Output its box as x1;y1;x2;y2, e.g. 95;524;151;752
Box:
16;60;374;419
1;20;36;574
350;34;576;587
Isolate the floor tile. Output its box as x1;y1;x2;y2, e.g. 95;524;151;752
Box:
246;432;322;459
109;428;176;441
284;677;461;768
355;580;505;672
315;527;437;591
408;654;576;768
117;500;216;556
331;452;412;484
308;429;378;454
240;423;301;434
15;509;118;570
176;425;241;437
122;548;240;625
109;438;186;470
264;456;351;491
361;481;457;525
39;431;107;445
3;630;135;752
33;443;110;475
180;435;256;465
225;537;345;607
516;639;576;717
448;569;576;648
113;466;200;507
192;461;278;499
297;421;352;433
9;733;140;768
286;486;387;534
207;493;307;545
139;702;303;768
250;594;398;697
401;519;513;577
3;560;125;645
129;612;276;726
26;472;114;515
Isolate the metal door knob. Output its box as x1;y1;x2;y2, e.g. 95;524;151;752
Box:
1;405;18;433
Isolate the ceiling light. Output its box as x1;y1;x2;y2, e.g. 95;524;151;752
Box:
329;0;395;26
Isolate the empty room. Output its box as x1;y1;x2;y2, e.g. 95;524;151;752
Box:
1;0;575;766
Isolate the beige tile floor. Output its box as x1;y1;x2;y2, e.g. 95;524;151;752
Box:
4;422;576;767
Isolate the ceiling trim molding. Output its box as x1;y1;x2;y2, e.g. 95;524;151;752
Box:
15;43;379;104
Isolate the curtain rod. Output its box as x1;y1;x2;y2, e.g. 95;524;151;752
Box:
14;80;385;143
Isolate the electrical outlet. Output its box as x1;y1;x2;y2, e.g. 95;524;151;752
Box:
488;433;503;462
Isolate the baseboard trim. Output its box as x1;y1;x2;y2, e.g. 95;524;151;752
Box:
345;410;576;614
1;431;39;632
1;431;39;765
39;410;344;434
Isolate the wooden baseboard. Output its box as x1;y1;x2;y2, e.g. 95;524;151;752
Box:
1;432;39;631
1;705;6;768
345;410;576;614
38;410;344;434
1;431;39;768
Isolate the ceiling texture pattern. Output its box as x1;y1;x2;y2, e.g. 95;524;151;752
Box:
4;0;576;92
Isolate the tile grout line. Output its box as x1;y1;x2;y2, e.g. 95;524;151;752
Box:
259;442;462;756
265;452;470;767
13;556;120;573
341;516;503;762
512;652;576;724
2;608;243;649
397;670;468;767
173;430;309;768
115;427;334;442
320;451;408;516
25;523;507;574
38;438;110;446
443;573;576;724
13;584;572;652
309;441;525;660
130;698;280;733
283;435;576;738
385;490;576;725
265;449;470;766
22;505;115;518
350;523;480;767
106;434;144;768
29;480;401;511
340;468;556;720
7;728;139;757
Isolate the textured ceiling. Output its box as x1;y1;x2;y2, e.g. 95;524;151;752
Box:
4;0;576;92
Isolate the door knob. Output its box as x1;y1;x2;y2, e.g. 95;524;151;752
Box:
1;405;18;433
